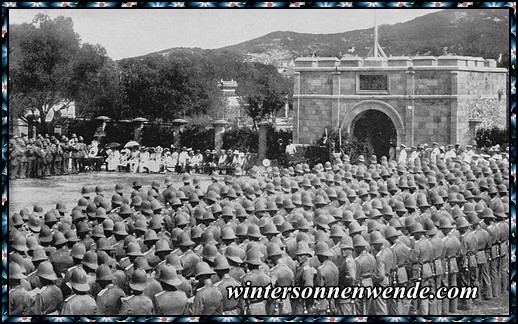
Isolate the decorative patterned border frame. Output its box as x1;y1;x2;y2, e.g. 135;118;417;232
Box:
1;2;516;322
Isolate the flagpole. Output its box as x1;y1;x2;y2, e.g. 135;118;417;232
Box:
374;11;378;58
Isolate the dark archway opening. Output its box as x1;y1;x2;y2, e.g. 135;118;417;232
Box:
350;110;396;160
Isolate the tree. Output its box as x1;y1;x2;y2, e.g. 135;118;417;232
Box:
9;14;118;132
236;63;290;129
118;54;224;122
68;44;122;120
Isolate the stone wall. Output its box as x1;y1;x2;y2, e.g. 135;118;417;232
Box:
293;55;508;147
300;72;333;95
296;98;333;144
338;72;357;94
456;70;507;145
414;71;452;95
412;98;453;145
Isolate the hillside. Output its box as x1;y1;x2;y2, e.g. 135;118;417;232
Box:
141;9;509;67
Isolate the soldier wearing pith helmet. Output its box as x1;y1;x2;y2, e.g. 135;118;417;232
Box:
192;261;223;315
241;248;271;315
315;241;339;314
353;235;375;315
153;264;188;315
93;263;125;314
408;222;434;315
293;241;316;314
119;269;154;315
32;261;63;315
439;216;460;314
61;267;97;315
213;255;242;315
370;230;395;315
9;262;32;315
266;242;294;315
385;226;410;315
335;235;356;315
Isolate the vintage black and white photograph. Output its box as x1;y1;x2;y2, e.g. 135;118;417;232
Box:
7;6;511;317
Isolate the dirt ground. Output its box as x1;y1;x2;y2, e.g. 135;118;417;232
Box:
8;171;214;215
7;171;510;316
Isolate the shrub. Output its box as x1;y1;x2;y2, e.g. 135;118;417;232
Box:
140;123;175;147
222;126;258;153
105;121;137;146
266;125;293;165
476;126;508;148
180;124;214;152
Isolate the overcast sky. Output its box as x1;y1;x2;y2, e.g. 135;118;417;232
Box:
9;9;442;60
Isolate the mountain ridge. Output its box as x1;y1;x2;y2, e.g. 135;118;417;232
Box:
129;9;509;67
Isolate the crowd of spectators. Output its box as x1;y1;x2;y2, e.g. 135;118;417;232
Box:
107;146;254;175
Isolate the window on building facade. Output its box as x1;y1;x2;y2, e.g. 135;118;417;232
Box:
358;75;389;92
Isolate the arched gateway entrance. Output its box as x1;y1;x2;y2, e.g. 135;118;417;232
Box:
351;110;396;159
341;100;405;161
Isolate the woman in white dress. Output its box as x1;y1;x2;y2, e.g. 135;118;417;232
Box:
118;149;130;171
146;148;160;173
106;149;120;171
129;148;140;173
139;148;150;173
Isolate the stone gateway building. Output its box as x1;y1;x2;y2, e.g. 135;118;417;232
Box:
292;55;508;158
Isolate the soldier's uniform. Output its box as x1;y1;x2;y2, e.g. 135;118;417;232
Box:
389;237;410;315
268;260;294;315
240;268;271;315
26;143;36;178
497;219;509;293
409;234;434;315
372;245;395;315
229;265;246;283
19;141;28;178
119;294;154;315
192;279;223;315
31;285;64;315
441;231;461;313
180;250;201;279
9;285;32;315
355;249;376;315
177;273;193;298
54;141;63;175
215;273;242;315
62;293;97;315
458;228;478;310
315;258;339;314
293;261;316;314
49;247;74;278
337;252;357;315
27;269;42;290
473;225;492;300
143;275;163;299
9;139;20;179
486;221;501;298
96;284;126;315
429;231;446;314
153;290;189;315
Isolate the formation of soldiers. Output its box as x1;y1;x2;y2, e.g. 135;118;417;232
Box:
8;150;510;316
9;133;89;179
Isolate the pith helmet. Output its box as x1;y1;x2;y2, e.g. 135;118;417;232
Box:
129;269;148;291
158;264;182;286
70;268;90;292
195;261;216;278
315;241;333;257
36;261;58;281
